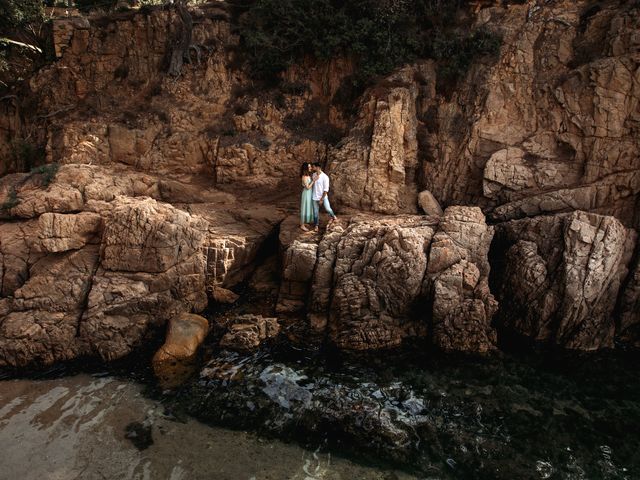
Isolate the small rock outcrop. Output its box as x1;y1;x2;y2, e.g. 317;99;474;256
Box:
219;314;280;352
152;313;209;388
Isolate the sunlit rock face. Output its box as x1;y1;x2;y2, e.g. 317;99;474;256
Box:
277;207;498;353
328;63;432;215
1;0;640;367
0;165;281;367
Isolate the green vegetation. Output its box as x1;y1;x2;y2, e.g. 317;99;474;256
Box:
9;138;45;171
0;1;49;88
0;162;59;213
0;0;44;32
0;186;19;212
30;162;59;187
237;0;502;89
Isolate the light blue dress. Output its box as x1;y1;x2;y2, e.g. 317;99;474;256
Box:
300;176;314;224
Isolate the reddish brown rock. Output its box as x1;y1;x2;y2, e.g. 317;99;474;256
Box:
219;315;280;352
328;63;435;214
152;313;209;388
425;207;498;353
495;211;637;350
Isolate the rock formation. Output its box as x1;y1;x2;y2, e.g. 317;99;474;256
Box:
0;164;282;367
425;207;498;353
328;63;434;214
494;211;636;350
218;314;280;352
276;207;497;353
152;312;209;388
1;0;639;367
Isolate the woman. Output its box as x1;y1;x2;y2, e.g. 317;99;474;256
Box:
300;162;314;231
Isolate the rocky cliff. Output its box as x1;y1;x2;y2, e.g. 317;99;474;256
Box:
0;0;638;367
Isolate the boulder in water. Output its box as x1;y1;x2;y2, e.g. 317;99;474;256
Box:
152;313;209;388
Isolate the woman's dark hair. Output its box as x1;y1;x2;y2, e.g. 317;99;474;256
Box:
300;162;310;177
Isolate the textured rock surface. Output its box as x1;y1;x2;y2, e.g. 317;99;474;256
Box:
1;0;640;361
421;1;640;231
425;207;498;353
152;313;209;388
328;63;434;214
276;215;321;314
327;216;436;350
219;314;280;352
494;211;636;350
276;209;495;352
0;164;282;367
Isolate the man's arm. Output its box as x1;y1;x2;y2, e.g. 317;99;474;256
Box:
321;175;329;200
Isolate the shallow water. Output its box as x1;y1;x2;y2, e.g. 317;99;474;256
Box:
1;347;639;480
0;374;416;480
175;346;640;479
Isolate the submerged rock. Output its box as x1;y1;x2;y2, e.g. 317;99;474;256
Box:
219;315;280;352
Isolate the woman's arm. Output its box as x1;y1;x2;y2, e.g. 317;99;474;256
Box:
303;176;314;189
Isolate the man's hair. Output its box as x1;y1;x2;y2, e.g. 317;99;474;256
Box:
312;162;322;167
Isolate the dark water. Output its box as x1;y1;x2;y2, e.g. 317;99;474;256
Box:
169;343;640;480
0;373;416;480
0;344;638;480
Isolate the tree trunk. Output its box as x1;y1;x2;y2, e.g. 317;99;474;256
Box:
167;0;193;77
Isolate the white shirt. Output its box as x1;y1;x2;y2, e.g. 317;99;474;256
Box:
312;172;330;201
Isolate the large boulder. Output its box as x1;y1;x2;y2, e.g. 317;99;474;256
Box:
327;216;436;350
0;164;282;367
494;211;637;350
328;63;436;214
101;196;207;273
425;207;498;353
153;313;209;388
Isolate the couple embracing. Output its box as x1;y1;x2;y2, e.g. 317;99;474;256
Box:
300;162;337;232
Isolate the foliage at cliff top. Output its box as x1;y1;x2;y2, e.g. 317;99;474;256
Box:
237;0;501;86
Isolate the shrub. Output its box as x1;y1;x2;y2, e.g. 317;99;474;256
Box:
0;186;18;211
74;0;118;12
30;162;59;187
10;138;45;171
237;0;502;91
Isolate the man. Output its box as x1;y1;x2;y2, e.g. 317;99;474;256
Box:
311;162;337;232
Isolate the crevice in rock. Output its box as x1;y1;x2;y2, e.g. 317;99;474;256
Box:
74;252;100;339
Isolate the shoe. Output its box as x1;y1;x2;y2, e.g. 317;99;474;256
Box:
300;225;309;231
